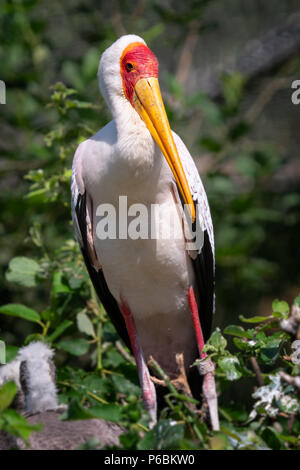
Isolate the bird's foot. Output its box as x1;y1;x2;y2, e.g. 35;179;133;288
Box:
188;286;220;431
197;358;219;431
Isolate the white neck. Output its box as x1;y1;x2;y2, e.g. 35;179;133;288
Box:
111;94;163;182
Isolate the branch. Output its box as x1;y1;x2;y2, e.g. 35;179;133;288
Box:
175;20;200;89
250;357;264;387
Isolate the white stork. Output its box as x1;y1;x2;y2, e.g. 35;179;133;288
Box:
71;35;219;430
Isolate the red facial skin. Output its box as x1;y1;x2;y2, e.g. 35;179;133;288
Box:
120;42;159;104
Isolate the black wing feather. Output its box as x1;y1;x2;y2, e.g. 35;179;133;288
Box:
177;188;214;343
191;229;214;342
75;191;131;351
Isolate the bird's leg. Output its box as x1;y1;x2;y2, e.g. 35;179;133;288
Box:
120;300;157;427
188;286;220;431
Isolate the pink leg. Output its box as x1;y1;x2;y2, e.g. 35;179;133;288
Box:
188;286;220;431
121;299;157;426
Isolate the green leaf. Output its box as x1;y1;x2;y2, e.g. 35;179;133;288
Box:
272;299;289;319
5;345;19;362
233;337;250;351
260;347;280;365
103;349;126;369
208;328;227;351
200;136;222;152
142;23;164;43
88;404;123;422
24;333;45;344
209;433;231;450
222;71;245;111
188;93;222;125
220;403;248;423
119;430;139;449
62;399;123;423
6;257;41;288
229;121;251;141
239;314;269;323
82;47;99;80
63;262;89;290
48;320;73;342
83;375;112;397
111;375;140;396
62;399;93;420
166;73;182;100
0;381;18;411
256;332;284;365
76;312;95;337
56;338;90;356
52;271;72;295
261;427;284;450
77;437;101;450
0;304;41;323
224;325;254;339
218;356;242;381
1;408;42;440
294;294;300;307
138;420;185;450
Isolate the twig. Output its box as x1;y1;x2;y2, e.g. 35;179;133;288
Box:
288;414;295;434
148;356;198;404
250;357;264;387
244;77;289;124
172;353;193;398
116;340;135;365
175;20;200;89
148;356;178;395
279;371;300;391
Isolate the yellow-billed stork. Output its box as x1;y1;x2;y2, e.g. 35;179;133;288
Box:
71;35;219;430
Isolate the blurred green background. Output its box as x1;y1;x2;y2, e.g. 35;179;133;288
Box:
0;0;300;347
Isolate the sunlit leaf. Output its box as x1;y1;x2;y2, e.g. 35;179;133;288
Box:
6;257;41;288
56;338;90;356
0;381;18;411
0;304;41;323
76;312;95;337
218;356;242;381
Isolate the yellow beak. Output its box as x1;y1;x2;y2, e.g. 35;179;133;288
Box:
133;77;195;223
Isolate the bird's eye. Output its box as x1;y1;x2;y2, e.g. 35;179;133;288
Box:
126;62;134;72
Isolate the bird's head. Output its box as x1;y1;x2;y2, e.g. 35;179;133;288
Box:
98;35;195;222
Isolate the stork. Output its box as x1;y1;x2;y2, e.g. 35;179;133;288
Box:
71;35;219;430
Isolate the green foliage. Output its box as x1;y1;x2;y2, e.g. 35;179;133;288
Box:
0;382;42;442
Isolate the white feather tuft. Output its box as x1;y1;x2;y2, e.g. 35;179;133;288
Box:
17;340;54;363
0;359;21;389
18;341;58;414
